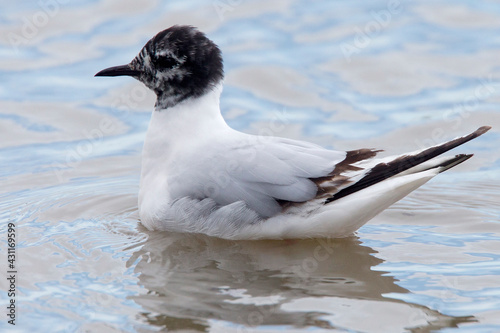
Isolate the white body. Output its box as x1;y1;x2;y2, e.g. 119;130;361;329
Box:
138;85;445;240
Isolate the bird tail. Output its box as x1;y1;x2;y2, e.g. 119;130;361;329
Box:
326;126;491;203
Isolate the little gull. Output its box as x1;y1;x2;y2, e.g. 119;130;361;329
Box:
95;25;491;240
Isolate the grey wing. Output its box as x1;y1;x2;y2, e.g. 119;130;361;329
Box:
169;127;491;220
169;136;347;218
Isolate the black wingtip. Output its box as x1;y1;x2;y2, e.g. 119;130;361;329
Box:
475;126;492;136
437;153;473;173
325;127;491;204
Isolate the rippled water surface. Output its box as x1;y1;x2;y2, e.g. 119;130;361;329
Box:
1;0;500;332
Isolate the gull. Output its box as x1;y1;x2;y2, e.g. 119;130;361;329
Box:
95;25;491;240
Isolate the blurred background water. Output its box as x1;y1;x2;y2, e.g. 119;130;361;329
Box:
1;0;500;332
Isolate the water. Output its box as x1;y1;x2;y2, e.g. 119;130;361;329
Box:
1;0;500;332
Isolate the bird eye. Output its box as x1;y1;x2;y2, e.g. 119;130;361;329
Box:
155;56;179;69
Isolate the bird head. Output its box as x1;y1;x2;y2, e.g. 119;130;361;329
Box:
95;25;224;109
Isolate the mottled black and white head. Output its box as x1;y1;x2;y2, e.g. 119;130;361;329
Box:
95;25;224;109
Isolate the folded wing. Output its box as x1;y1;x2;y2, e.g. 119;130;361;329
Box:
168;126;491;219
168;136;348;217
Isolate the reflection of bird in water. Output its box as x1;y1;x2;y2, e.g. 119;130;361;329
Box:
96;25;491;240
127;231;475;332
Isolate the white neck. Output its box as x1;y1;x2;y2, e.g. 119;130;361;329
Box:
139;83;229;209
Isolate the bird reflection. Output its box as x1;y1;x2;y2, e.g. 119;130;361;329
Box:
126;231;475;332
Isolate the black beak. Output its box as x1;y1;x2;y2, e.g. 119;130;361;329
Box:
95;64;141;77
